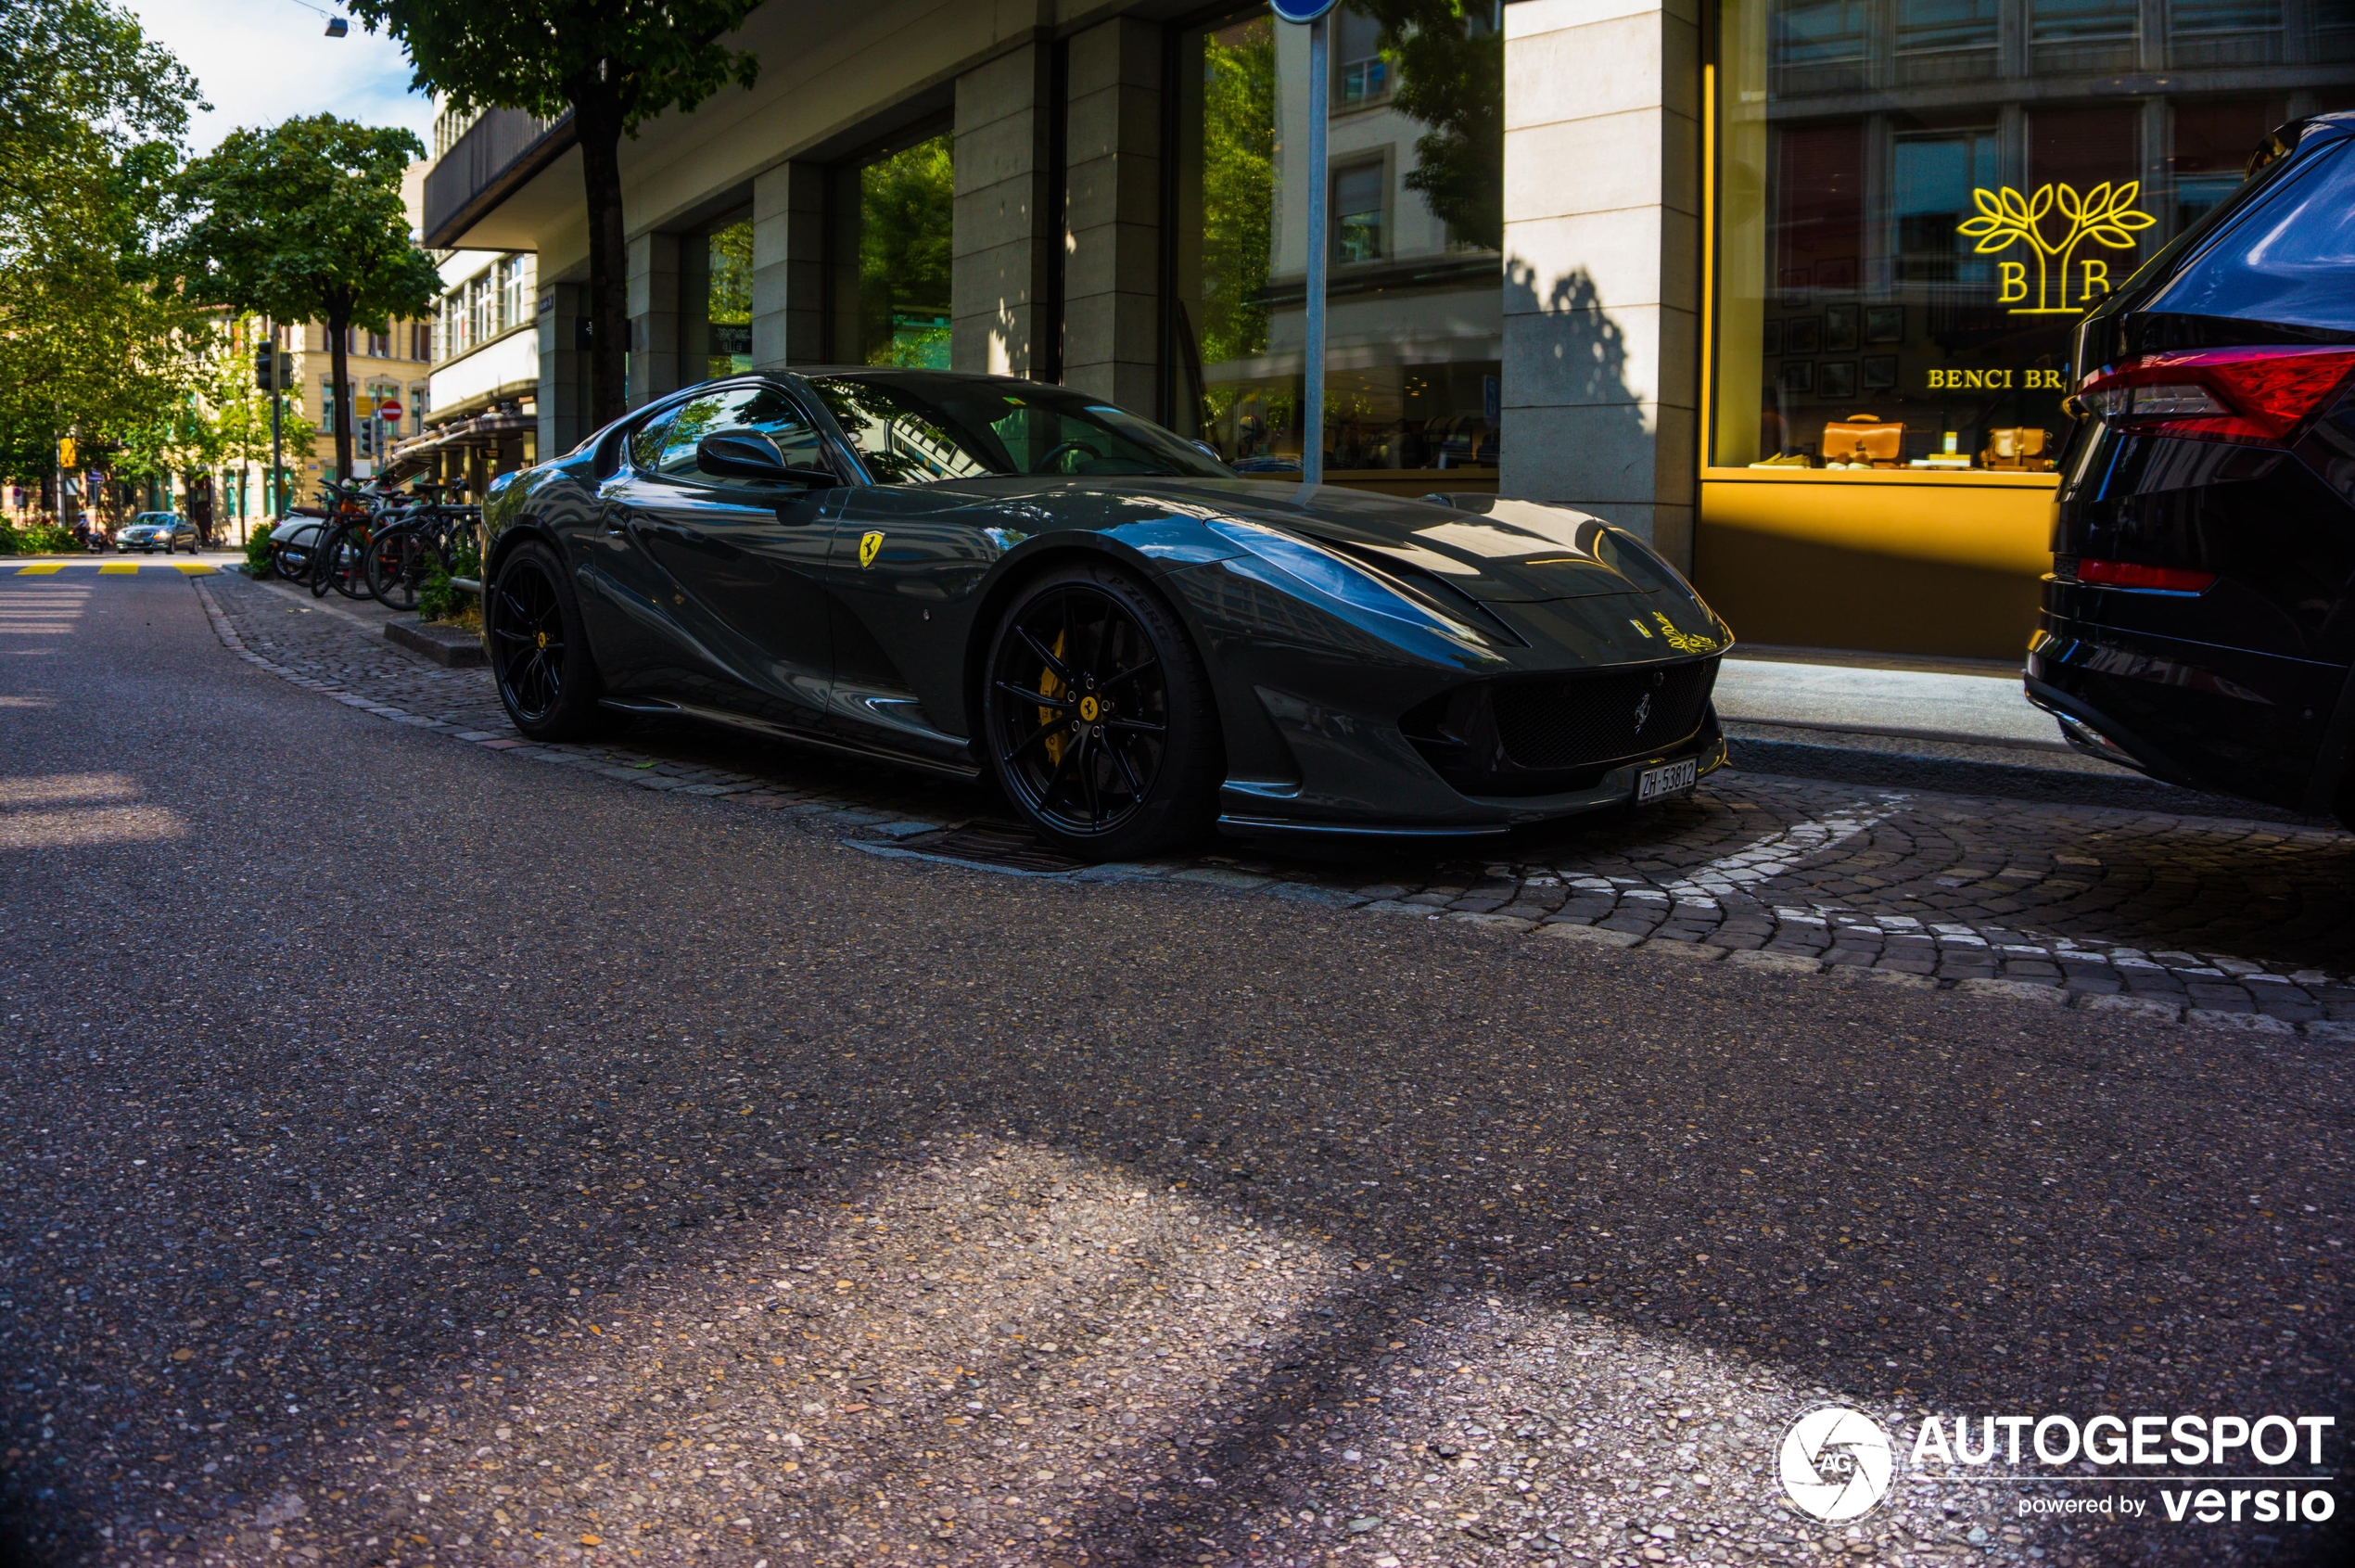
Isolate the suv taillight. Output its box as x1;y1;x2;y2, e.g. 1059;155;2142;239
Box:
2079;346;2355;445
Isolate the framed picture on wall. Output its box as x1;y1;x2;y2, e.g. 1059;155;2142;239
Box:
1784;316;1822;355
1819;361;1857;401
1780;361;1814;393
1865;305;1904;343
1823;305;1858;353
1861;354;1899;390
1763;319;1785;357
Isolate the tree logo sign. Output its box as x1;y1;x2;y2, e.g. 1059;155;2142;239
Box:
1957;182;2155;316
1780;1407;1896;1522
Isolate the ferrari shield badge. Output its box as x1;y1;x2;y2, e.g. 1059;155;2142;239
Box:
858;530;885;568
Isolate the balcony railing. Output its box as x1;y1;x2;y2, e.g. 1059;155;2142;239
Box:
422;108;570;249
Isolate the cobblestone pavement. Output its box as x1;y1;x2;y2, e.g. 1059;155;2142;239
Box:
6;567;2350;1568
197;570;2355;1032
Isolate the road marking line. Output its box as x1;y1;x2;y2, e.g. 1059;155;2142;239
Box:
12;564;65;575
98;562;139;574
172;562;217;574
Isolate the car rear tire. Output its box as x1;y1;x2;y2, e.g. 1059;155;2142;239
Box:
488;541;610;741
982;562;1219;860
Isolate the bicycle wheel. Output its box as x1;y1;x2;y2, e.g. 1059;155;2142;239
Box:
310;524;350;597
364;527;433;611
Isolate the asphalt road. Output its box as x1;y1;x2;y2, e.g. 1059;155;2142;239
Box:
1;571;2349;1568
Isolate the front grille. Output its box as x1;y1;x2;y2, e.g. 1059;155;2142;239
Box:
1491;661;1718;769
1401;657;1722;797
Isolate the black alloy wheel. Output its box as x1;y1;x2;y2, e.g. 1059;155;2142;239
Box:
983;564;1218;860
488;542;608;740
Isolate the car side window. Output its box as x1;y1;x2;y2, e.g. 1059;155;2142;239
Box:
627;408;677;472
650;385;830;488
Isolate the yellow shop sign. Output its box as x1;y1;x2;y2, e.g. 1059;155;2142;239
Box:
1928;368;2070;390
1956;182;2155;316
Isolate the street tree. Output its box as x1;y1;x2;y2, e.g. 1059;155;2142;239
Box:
159;116;442;482
1350;0;1504;252
0;0;209;488
347;0;763;426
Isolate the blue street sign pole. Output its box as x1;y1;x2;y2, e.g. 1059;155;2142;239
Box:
1275;0;1338;496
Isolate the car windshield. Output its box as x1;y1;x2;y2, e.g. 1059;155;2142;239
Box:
804;373;1230;485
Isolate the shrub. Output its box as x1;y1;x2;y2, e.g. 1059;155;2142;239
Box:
418;538;482;625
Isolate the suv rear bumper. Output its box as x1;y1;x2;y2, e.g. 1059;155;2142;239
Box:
2028;607;2351;813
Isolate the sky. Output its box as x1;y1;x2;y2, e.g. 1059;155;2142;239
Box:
123;0;436;156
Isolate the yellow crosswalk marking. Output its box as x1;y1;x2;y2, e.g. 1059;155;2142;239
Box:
172;562;216;574
98;562;138;574
12;563;65;575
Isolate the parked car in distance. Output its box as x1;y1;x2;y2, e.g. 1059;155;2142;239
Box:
2030;108;2355;830
117;513;198;555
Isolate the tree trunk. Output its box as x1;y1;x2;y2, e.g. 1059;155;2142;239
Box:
325;300;354;482
576;91;630;428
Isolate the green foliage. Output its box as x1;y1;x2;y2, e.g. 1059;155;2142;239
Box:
159;117;443;479
1197;20;1277;368
348;0;765;422
241;522;277;577
1349;0;1504;252
0;518;84;555
0;1;209;480
858;136;954;366
418;538;482;624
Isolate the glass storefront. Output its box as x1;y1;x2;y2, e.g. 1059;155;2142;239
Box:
828;132;955;368
1166;2;1506;486
1712;0;2355;475
706;219;753;380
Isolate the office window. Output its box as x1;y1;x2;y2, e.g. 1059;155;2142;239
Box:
1334;162;1386;263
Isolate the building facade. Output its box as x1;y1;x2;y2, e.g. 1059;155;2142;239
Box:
419;0;2355;658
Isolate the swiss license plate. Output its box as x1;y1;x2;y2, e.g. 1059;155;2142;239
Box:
1636;758;1699;803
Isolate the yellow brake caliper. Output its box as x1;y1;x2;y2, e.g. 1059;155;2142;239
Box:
1038;630;1067;767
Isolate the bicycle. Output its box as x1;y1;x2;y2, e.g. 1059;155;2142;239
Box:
363;489;478;612
308;478;397;600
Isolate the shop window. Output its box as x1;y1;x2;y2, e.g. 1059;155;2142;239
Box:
1168;3;1503;482
828;131;953;367
1713;0;2350;477
706;219;753;378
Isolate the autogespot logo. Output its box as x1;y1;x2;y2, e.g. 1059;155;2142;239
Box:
1780;1407;1896;1522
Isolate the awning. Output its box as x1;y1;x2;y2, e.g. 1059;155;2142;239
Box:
384;412;535;480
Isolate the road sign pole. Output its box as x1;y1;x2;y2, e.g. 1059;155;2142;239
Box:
1299;9;1330;494
269;319;284;523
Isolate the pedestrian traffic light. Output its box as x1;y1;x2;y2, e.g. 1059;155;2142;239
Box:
255;343;278;390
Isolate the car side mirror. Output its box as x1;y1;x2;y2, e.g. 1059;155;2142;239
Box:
696;432;836;487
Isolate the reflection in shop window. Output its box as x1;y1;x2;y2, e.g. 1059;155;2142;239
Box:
829;133;953;368
1714;0;2352;476
706;219;753;378
1168;3;1502;485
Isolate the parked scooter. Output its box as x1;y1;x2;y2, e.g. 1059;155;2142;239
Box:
267;511;325;582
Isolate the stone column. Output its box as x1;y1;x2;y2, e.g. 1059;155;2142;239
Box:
627;231;682;408
952;42;1055;377
752;161;827;370
537;281;592;458
1062;18;1162;411
1500;0;1702;568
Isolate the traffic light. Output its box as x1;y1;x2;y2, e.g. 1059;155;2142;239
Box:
255;342;278;391
57;437;74;468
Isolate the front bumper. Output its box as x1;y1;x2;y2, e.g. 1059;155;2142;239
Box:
1216;714;1729;841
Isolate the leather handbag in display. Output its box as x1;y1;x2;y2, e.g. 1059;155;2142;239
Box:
1820;414;1904;467
1981;427;2055;470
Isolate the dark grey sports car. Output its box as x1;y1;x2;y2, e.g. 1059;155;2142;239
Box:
478;369;1733;858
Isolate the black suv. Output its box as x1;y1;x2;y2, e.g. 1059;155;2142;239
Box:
2029;109;2355;829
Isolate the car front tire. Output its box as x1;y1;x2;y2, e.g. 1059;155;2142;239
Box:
488;541;612;741
981;562;1220;860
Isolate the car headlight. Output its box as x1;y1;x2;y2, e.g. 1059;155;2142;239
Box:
1206;517;1488;646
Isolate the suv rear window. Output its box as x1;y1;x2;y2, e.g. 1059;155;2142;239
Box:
2145;136;2355;332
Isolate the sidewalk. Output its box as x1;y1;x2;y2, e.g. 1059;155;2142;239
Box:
1716;644;2066;754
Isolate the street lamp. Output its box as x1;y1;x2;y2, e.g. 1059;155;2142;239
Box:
1273;0;1338;495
